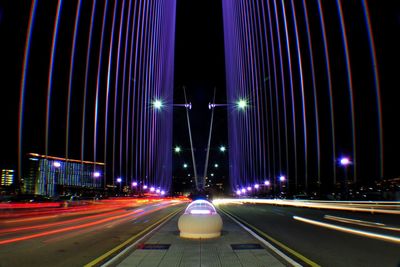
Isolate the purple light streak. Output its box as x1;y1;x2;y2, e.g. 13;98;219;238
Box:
18;0;38;185
336;0;357;181
316;0;337;184
361;0;383;178
45;0;63;158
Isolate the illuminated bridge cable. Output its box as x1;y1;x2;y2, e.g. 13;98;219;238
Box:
45;0;63;159
18;0;38;187
265;0;278;182
316;0;337;184
81;0;97;178
119;0;133;183
272;0;283;178
289;0;308;189
361;0;383;178
336;0;357;181
93;0;109;186
302;0;321;184
66;0;83;178
104;0;120;185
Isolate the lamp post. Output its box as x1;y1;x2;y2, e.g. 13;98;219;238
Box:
53;161;61;196
132;181;138;196
116;177;122;193
339;157;351;200
279;175;286;196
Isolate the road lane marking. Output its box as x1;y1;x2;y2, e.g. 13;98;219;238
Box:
84;207;183;267
324;215;386;227
219;208;320;267
294;216;400;244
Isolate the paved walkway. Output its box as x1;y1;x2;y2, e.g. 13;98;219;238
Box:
117;212;285;267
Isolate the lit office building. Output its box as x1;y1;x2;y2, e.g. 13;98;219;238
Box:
24;153;105;196
1;169;14;186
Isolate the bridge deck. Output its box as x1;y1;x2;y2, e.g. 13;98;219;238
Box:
117;212;285;267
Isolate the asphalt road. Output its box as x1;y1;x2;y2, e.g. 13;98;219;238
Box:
220;204;400;267
0;200;185;267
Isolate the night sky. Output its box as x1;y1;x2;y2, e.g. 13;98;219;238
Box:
173;0;228;181
0;0;400;191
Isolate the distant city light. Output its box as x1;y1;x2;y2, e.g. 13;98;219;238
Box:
254;184;259;189
132;182;138;187
143;185;148;189
340;157;351;166
264;180;270;186
241;188;246;193
150;187;155;192
219;146;226;152
116;177;122;183
214;163;219;168
174;146;181;153
153;99;163;109
93;172;101;178
161;190;165;195
279;175;286;182
53;161;61;168
247;186;252;191
210;173;214;177
183;163;188;168
236;189;241;195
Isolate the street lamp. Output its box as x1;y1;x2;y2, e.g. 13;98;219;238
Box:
53;161;61;168
339;157;351;199
174;146;181;153
116;177;122;193
340;157;351;166
214;163;219;168
219;146;226;152
93;172;101;178
183;163;188;168
236;99;248;110
152;99;163;110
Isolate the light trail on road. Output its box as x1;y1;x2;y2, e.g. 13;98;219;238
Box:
213;198;400;214
0;198;188;246
293;215;400;244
